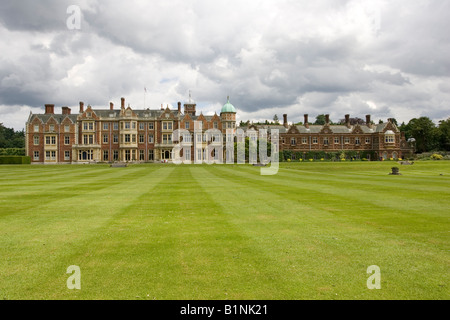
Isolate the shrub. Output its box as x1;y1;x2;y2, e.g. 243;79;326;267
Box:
0;156;31;164
431;153;444;160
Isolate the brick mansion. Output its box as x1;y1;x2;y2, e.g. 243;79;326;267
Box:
25;95;413;163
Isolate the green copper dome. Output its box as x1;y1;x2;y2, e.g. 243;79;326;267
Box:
221;96;236;113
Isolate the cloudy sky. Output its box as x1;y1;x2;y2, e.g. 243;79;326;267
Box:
0;0;449;130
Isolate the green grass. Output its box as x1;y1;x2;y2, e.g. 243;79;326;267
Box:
0;161;448;300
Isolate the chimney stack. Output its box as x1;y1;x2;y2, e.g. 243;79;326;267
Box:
161;104;164;110
110;102;114;110
304;114;309;128
178;102;181;113
366;115;371;127
283;114;288;128
45;104;55;114
121;97;125;109
325;114;330;125
79;102;84;113
62;106;71;115
345;114;350;128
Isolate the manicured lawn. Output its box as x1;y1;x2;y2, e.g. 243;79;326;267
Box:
0;161;448;299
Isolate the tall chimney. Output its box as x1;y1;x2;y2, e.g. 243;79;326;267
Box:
161;104;164;110
304;114;309;128
110;102;114;110
178;102;181;113
79;102;84;113
62;106;71;115
366;115;371;127
283;114;288;128
45;104;55;114
325;114;330;125
345;114;350;128
121;97;125;109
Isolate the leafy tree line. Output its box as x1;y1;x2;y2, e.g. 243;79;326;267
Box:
0;123;25;149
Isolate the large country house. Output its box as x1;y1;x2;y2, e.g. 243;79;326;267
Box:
25;95;412;164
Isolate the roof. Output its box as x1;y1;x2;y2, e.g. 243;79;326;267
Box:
221;97;236;113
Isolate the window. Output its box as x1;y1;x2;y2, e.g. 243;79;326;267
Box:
312;137;318;144
365;137;371;144
139;122;145;130
34;151;39;161
148;150;154;161
163;134;172;144
197;149;202;161
291;138;296;145
51;151;56;160
45;136;56;145
125;122;131;129
355;137;360;145
124;134;131;143
113;134;118;143
49;124;55;132
163;122;173;130
148;122;154;130
185;149;191;161
139;150;145;161
113;150;119;161
183;134;192;143
132;134;136;143
103;134;108;144
302;137;307;144
83;134;93;145
132;122;136;129
113;122;119;130
185;122;190;129
139;134;145;143
148;134;154;143
83;122;94;131
324;137;329;145
385;135;395;143
213;122;218;129
34;125;39;132
103;150;109;161
46;151;50;160
103;123;109;130
344;137;350;144
125;150;131;161
34;136;39;145
65;136;70;145
65;151;70;161
64;125;70;132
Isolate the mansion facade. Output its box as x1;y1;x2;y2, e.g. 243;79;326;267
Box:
25;96;412;164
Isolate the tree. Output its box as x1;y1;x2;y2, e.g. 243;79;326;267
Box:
0;123;24;148
438;118;450;151
404;117;439;153
273;114;279;124
314;114;326;125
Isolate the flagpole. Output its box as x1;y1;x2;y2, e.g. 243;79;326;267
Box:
144;87;146;109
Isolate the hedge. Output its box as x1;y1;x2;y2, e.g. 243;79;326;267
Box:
279;150;378;162
0;156;31;164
